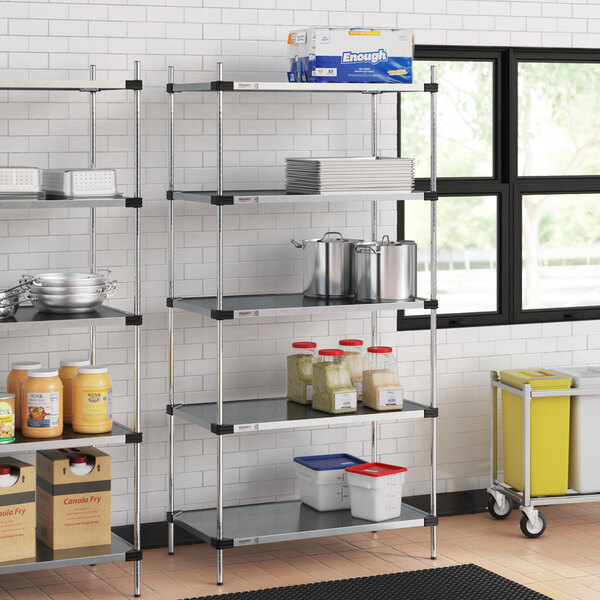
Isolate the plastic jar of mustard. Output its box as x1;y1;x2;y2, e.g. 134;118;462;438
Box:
312;349;357;415
22;369;63;438
363;346;403;411
0;393;15;444
339;339;368;400
59;359;91;425
7;361;42;429
287;341;317;405
72;366;112;434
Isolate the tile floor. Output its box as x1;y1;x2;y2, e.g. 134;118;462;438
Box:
4;504;600;599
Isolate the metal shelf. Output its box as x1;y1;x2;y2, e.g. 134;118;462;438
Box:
171;189;426;205
0;422;139;455
170;81;433;94
172;398;435;434
0;196;137;209
0;306;134;331
175;500;431;548
0;80;132;91
172;294;425;319
0;533;135;575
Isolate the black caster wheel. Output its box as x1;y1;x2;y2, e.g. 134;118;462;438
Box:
487;494;512;520
520;512;546;538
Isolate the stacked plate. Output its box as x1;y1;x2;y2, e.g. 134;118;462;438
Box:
285;157;415;194
0;167;45;201
27;273;116;314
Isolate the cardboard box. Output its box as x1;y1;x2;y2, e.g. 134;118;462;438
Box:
0;457;36;562
36;447;111;550
287;28;413;83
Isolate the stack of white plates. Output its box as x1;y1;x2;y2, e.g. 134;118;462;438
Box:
285;157;415;194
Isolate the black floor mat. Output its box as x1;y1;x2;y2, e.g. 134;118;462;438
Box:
182;563;551;600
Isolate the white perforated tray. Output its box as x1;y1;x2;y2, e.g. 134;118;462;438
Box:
0;167;41;193
41;168;119;197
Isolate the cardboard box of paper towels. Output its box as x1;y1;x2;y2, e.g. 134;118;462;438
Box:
287;28;414;83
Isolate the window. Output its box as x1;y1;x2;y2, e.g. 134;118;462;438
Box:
398;47;600;330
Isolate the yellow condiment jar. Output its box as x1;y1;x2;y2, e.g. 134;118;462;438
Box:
7;361;42;429
59;359;90;425
72;366;112;434
22;369;63;438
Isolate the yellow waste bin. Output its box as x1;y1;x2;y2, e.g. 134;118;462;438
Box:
500;369;571;497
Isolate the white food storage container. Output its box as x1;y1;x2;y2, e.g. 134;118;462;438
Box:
294;453;366;511
363;346;403;411
556;366;600;493
345;462;407;522
339;339;368;400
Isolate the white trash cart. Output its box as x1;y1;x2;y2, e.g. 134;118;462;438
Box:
488;370;600;538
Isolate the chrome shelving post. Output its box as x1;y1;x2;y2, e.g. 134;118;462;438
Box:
370;91;378;462
89;65;97;363
216;61;225;586
167;65;176;557
133;60;142;598
429;65;438;560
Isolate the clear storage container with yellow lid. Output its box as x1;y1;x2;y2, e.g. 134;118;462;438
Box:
59;359;91;425
7;361;42;429
72;365;112;434
22;368;63;438
363;346;403;411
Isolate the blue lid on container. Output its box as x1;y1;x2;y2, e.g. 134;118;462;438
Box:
293;453;367;471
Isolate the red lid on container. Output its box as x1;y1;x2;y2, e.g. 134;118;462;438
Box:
339;339;363;346
0;466;10;475
319;349;343;356
367;346;393;354
70;454;87;465
345;462;407;477
292;342;317;349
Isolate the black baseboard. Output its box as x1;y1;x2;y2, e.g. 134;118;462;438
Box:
112;489;489;550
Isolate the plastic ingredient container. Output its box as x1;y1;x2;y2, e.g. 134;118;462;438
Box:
363;346;403;411
72;366;113;434
22;369;63;439
0;393;15;444
294;453;366;511
555;366;600;493
7;361;42;429
59;359;91;424
500;369;571;496
339;339;368;400
345;462;407;522
287;341;317;405
312;349;357;414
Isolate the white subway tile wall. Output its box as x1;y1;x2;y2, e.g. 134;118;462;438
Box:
1;0;600;527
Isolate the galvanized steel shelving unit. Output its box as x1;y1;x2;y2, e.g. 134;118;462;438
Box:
166;64;439;585
0;65;143;596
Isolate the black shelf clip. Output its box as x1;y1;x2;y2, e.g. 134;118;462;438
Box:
211;309;234;321
211;423;234;435
424;82;438;93
210;537;235;550
166;404;183;416
167;510;183;523
166;297;174;308
423;191;438;202
424;515;439;527
167;190;174;200
126;549;143;561
424;407;439;419
125;431;143;444
424;299;439;310
210;81;234;91
126;80;143;91
211;194;234;206
125;197;143;208
125;315;143;326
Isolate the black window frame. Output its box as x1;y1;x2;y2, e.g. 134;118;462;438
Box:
398;45;600;331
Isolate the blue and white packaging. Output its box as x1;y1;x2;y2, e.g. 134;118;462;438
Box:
287;28;413;84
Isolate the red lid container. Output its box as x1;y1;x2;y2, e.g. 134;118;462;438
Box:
345;462;407;477
0;466;10;475
292;342;316;349
70;454;87;465
318;349;343;356
367;346;393;354
339;339;363;346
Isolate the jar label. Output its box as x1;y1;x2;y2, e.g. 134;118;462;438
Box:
0;401;15;443
27;392;59;428
334;391;357;410
378;389;403;408
306;384;313;402
353;381;363;398
82;388;112;423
